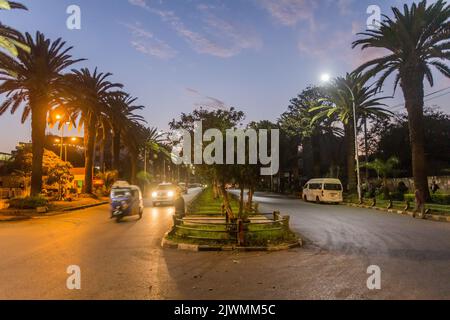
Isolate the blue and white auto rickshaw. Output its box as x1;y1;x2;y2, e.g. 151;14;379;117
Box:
110;181;144;222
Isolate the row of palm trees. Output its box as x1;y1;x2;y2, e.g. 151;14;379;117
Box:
299;0;449;200
0;2;163;196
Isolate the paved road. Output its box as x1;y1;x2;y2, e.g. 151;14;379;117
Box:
0;190;449;300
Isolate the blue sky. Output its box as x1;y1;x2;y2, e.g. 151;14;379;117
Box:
1;0;449;152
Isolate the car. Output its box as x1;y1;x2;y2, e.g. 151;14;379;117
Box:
302;178;343;204
151;183;181;207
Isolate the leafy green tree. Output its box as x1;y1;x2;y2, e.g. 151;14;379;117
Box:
0;32;83;196
362;157;399;198
46;162;74;200
352;0;450;199
170;107;245;219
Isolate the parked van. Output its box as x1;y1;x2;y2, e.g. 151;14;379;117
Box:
302;179;343;204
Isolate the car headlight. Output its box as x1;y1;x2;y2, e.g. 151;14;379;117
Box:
168;191;174;198
152;192;157;198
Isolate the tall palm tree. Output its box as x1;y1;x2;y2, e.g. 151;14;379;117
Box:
105;93;145;172
0;1;29;56
0;32;83;196
311;72;392;192
62;68;123;194
352;0;450;199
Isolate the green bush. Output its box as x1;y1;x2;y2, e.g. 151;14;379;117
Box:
404;193;450;205
9;196;48;209
431;194;450;205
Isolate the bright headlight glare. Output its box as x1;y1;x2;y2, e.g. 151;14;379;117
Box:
168;191;174;197
152;192;157;198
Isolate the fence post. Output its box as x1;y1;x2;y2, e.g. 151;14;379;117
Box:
273;211;281;221
283;215;290;231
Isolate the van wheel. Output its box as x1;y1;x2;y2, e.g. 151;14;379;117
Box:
316;197;321;204
303;195;308;202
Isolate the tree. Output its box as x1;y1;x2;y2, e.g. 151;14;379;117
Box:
46;162;74;200
311;72;391;192
62;68;123;194
352;0;450;199
362;157;399;199
0;1;29;56
169;107;245;219
7;145;73;197
279;86;341;180
105;93;145;172
370;108;450;177
0;32;83;196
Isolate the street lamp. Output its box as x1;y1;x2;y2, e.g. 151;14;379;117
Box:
320;73;362;203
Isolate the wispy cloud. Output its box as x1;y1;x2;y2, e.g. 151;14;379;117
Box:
185;87;227;110
259;0;317;27
128;0;261;58
124;22;177;60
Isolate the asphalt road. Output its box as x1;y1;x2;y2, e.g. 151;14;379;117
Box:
0;190;449;300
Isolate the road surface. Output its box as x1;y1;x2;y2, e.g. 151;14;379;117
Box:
0;190;449;300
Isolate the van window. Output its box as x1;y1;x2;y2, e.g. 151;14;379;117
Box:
309;183;322;190
324;184;342;191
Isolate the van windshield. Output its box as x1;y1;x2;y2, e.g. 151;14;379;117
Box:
324;184;342;191
111;189;132;198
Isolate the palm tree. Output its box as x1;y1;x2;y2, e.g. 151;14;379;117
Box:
0;1;29;56
352;0;450;200
105;93;145;172
311;72;392;192
62;68;123;194
0;32;83;196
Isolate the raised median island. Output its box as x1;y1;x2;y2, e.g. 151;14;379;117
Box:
163;188;301;251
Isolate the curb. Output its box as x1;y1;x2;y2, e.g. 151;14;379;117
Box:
0;216;31;223
343;203;450;223
0;201;109;220
161;236;302;252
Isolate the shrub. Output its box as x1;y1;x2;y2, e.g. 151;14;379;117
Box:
431;194;450;205
404;193;450;205
9;196;48;209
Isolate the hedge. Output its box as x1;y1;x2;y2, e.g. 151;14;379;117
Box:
9;196;48;209
404;193;450;205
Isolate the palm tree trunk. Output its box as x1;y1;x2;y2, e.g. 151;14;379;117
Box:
345;122;356;193
130;153;137;185
239;183;245;217
401;73;430;201
84;116;96;194
30;107;47;196
112;129;121;172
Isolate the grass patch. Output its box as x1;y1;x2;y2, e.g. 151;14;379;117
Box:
188;188;241;216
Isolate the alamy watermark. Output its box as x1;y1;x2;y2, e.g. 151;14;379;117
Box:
367;5;381;30
66;265;81;290
66;5;81;30
170;121;280;176
366;265;381;290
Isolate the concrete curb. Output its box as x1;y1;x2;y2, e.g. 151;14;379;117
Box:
161;236;302;252
343;202;450;223
0;216;31;223
0;201;109;221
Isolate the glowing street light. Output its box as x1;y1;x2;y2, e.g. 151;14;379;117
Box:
320;73;362;203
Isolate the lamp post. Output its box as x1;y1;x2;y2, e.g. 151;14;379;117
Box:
320;73;362;203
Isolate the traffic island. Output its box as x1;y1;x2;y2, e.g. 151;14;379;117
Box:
162;189;302;252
